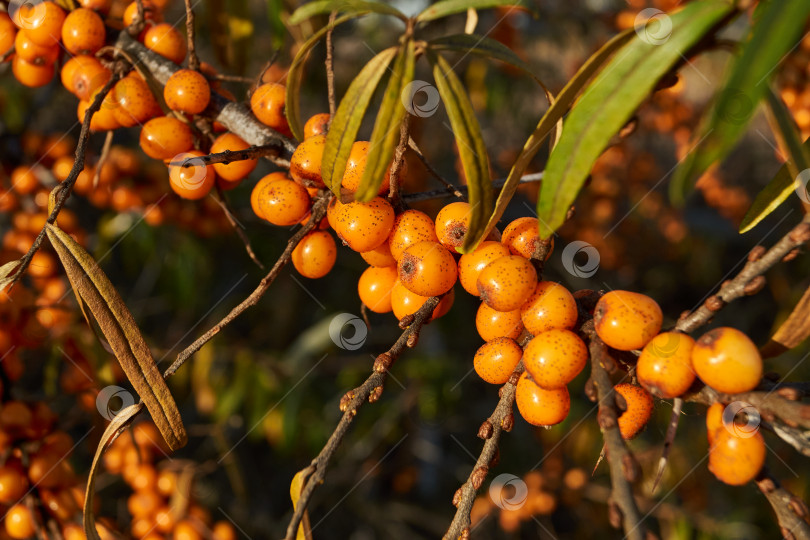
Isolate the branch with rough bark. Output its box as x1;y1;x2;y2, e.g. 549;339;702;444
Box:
756;469;810;540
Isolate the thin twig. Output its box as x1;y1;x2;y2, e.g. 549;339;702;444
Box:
402;173;544;203
184;0;199;71
756;469;810;540
168;144;290;169
326;11;337;119
388;115;411;209
211;185;265;270
652;397;682;493
407;138;466;200
91;131;114;189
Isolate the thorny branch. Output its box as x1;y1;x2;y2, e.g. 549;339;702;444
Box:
211;186;264;269
388;115;412;209
183;0;199;72
756;469;810;540
326;11;337;120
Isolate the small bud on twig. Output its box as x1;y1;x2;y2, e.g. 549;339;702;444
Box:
743;276;766;296
407;332;419;348
608;500;623;529
478;421;493;440
373;353;393;373
748;245;766;262
398;314;415;329
705;295;725;311
598;408;617;430
585;378;598;402
782;248;801;262
622;453;640;483
452;488;462;507
471;467;488;490
777;387;801;401
501;413;514;432
368;386;384;403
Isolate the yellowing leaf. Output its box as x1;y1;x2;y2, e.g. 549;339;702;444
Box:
290;469;313;539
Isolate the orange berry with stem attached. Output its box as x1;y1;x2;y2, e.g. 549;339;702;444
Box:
12;55;54;87
5;503;35;539
476;302;523;342
474;337;523;384
516;373;570;426
112;75;161;127
139;116;194;160
477;255;537;312
168;150;215;200
709;429;765;486
290;133;326;188
123;1;161;26
164;69;210;115
435;201;471;253
13;1;65;47
524;329;588;389
361;240;397;268
593;290;662;351
358;265;398;313
14;30;58;64
520;281;578;335
397;241;458;297
691;327;763;394
0;13;15;57
292;231;336;279
614;383;654;440
250;172;286;220
210;133;256;184
502;217;553;259
391;281;454;321
341;141;406;195
335;196;395;252
257;178;311;226
388;209;439;261
250;82;290;135
458;241;510;296
304;113;330;138
61;8;105;55
144;23;186;64
637;332;696;399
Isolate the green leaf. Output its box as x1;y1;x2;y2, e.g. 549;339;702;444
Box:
285;13;358;141
671;0;810;203
416;0;529;23
428;33;535;75
470;29;635;249
537;1;734;238
322;47;398;194
430;53;493;253
739;92;810;233
356;40;415;202
289;0;405;25
267;0;286;50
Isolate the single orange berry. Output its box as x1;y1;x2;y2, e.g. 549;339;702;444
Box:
358;265;398;313
476;302;524;342
144;23;186;64
289;133;326;188
139;116;194;160
391;280;454;321
250;172;286;220
79;0;112;13
397;241;458;297
127;489;162;518
434;201;471;253
502;217;553;259
524;329;588;389
477;255;538;312
705;402;724;446
388;209;439;261
168;151;216;200
0;13;16;57
210;133;256;184
520;281;578;335
174;520;204;540
250;83;290;135
709;429;765;486
5;503;35;539
593;290;662;351
62;54;110;100
515;373;570;426
458;241;510;296
111;74;161;127
61;8;105;55
257;178;311;226
211;521;237;540
12;55;54;87
78;88;120;132
123;1;161;26
304;113;330;138
637;332;696;399
473;337;523;384
335;196;395;252
341;141;405;195
14;30;58;64
11;165;40;195
292;231;336;279
360;240;397;268
164;69;210;114
13;1;65;47
0;465;28;504
614;383;654;440
691;327;762;394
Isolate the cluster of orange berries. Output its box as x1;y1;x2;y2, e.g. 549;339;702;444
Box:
102;422;236;540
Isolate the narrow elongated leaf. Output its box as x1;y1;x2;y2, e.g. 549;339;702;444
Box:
285;13;358;141
289;0;405;25
428;33;535;75
471;29;634;248
267;0;286;50
290;469;313;539
322;47;397;194
356;40;415;201
761;285;810;358
416;0;528;23
537;1;734;237
430;53;493;253
46;225;187;451
671;0;810;203
0;260;20;293
84;403;144;540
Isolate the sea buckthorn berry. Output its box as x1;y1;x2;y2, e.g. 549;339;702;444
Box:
210;133;257;184
139;117;194;160
212;521;237;540
341;141;406;194
14;30;58;64
250;83;290;135
61;8;105;55
524;329;588;389
458;241;511;296
0;465;28;503
520;281;578;335
5;503;35;539
12;55;54;87
257;178;311;226
388;209;439;261
476;302;523;342
144;23;186;64
13;1;65;47
250;172;286;220
614;383;654;440
706;402;724;446
127;489;161;518
40;488;78;521
304;113;330;138
168;151;216;200
516;373;570;426
112;75;161;127
391;280;454;321
290;134;326;188
164;69;211;115
397;241;458;297
691;327;763;394
11;166;40;195
474;337;523;384
502;217;553;260
80;0;112;13
637;332;696;399
358;265;398;313
62;55;110;100
477;255;538;312
78;90;119;131
174;520;204;540
361;240;397;268
435;201;471;253
0;13;15;57
709;429;766;486
292;231;336;279
123;0;161;26
335;196;395;252
593;290;662;351
326;197;342;230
